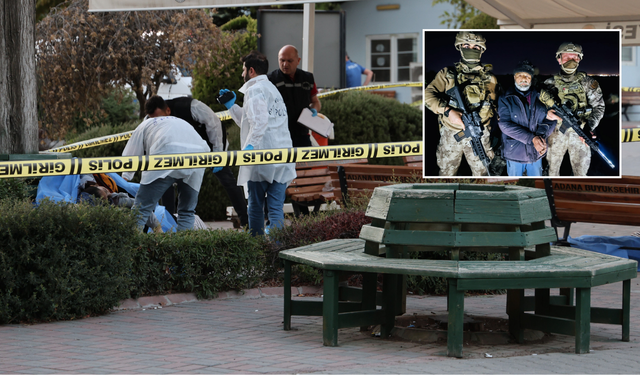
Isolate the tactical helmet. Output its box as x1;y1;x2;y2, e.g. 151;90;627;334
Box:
555;42;583;60
454;32;487;52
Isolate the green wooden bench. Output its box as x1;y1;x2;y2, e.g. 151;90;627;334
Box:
279;183;637;357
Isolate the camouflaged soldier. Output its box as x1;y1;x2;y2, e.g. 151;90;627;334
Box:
543;42;605;176
424;31;498;176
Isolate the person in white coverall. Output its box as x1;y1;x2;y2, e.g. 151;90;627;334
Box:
219;51;296;236
122;95;210;231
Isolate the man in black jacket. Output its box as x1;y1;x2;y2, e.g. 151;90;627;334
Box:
267;45;322;147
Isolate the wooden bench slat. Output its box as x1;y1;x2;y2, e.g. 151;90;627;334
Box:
555;210;640;226
359;225;557;248
552;191;640;204
288;175;331;187
455;196;552;225
294;168;331;178
289;191;335;203
280;239;637;280
555;199;640;213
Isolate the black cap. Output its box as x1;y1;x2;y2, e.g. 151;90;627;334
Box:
513;60;535;76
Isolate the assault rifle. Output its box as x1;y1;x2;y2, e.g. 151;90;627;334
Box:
446;84;492;176
539;89;615;169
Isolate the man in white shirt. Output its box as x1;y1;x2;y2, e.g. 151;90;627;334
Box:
219;51;296;236
122;95;210;231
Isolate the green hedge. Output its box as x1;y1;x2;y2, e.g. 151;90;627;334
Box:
0;178;31;201
0;198;268;323
0;200;138;324
130;229;266;299
68;120;140;160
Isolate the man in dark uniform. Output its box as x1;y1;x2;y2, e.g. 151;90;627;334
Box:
163;96;248;227
267;45;322;147
424;31;498;176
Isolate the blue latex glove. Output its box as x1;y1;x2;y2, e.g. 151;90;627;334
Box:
310;108;318;117
211;167;223;174
218;89;236;109
243;144;254;151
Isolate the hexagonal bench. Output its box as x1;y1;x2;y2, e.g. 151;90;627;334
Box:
279;183;638;357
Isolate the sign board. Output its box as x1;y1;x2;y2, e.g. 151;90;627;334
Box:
88;0;354;11
501;21;640;46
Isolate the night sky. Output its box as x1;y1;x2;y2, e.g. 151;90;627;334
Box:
424;30;620;76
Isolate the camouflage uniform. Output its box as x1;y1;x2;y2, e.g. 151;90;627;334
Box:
543;42;605;177
544;73;604;176
424;62;497;176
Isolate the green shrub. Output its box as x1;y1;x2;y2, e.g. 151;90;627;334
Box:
192;16;257;111
67;120;140;160
0;199;137;324
68;87;139;137
130;229;265;299
321;91;422;165
265;206;372;283
0;178;31;201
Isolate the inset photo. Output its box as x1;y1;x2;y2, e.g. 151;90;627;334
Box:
423;29;621;178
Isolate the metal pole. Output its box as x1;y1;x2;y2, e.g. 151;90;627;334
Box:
302;2;315;73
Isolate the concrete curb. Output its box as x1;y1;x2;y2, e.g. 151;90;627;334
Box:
113;285;324;311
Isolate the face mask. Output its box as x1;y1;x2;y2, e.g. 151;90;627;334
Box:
460;48;482;63
561;60;579;74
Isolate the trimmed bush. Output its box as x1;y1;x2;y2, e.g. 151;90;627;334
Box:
0;200;138;324
265;207;372;283
67;120;140;160
67;87;139;138
0;178;31;201
130;229;266;299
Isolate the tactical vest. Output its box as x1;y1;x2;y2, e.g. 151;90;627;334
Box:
553;72;591;121
446;63;494;119
267;68;315;138
165;97;216;151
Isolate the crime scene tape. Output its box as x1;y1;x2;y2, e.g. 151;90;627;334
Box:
622;127;640;142
48;109;233;153
47;82;422;153
0;141;422;179
622;87;640;92
317;82;422;98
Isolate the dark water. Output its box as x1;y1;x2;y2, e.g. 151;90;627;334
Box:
423;72;620;177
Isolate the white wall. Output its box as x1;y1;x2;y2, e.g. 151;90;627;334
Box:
341;0;455;103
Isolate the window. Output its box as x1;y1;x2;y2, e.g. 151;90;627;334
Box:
367;34;418;83
622;46;636;66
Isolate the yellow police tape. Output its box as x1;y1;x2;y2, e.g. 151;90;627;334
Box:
47;82;423;153
622;87;640;92
622;127;640;143
317;82;422;98
0;141;422;179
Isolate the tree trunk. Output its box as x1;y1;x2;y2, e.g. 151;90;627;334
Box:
0;0;38;154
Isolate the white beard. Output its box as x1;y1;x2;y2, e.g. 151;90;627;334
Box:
515;82;531;91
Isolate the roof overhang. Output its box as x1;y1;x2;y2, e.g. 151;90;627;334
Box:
465;0;640;45
88;0;354;12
